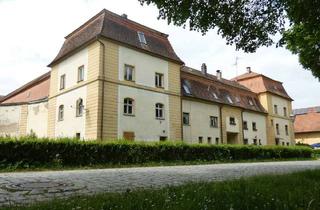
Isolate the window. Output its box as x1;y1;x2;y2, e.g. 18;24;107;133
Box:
124;98;134;115
198;136;203;144
235;97;240;103
124;65;134;81
160;136;167;141
283;107;287;117
252;122;257;131
183;112;190;125
155;73;164;88
282;142;285;146
253;138;257;145
60;74;66;90
76;98;84;117
248;98;254;106
155;103;164;119
182;84;191;95
215;138;219;144
243;121;248;130
276;123;280;135
274;104;278;114
286;142;289;146
78;65;84;82
275;138;280;145
285;125;289;136
226;95;233;103
229;117;236;125
259;139;262;145
212;92;218;99
243;138;248;145
271;119;274;126
58;105;64;121
210;116;218;128
137;31;147;44
76;133;81;139
207;137;212;144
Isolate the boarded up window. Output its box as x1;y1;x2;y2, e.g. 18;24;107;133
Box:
123;132;135;141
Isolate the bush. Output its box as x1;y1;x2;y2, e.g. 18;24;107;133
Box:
0;137;313;169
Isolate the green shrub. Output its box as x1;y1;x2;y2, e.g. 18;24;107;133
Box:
0;137;313;169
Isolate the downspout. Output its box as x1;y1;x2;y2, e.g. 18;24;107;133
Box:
241;110;245;145
97;37;105;141
219;105;223;144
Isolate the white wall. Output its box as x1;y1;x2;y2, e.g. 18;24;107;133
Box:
118;46;169;90
225;116;240;133
55;86;87;139
274;117;292;145
271;95;288;117
182;100;220;144
26;102;48;138
0;105;21;136
243;112;267;145
57;48;88;91
118;85;169;141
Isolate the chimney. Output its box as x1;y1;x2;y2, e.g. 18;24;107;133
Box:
201;63;207;75
246;66;252;73
121;14;128;19
216;70;222;80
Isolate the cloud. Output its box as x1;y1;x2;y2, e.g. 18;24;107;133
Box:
0;0;319;108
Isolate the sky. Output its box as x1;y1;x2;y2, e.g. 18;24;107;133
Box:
0;0;319;109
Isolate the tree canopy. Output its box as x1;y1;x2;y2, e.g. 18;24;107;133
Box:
139;0;320;79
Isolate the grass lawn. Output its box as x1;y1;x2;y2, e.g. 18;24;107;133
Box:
6;169;320;210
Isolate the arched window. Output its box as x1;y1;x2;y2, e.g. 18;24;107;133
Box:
155;103;164;119
76;98;84;117
124;98;134;115
58;105;64;121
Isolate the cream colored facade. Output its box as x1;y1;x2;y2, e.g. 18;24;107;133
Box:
182;99;221;144
47;39;182;141
258;93;294;145
242;111;267;145
26;102;48;137
296;132;320;145
0;105;21;136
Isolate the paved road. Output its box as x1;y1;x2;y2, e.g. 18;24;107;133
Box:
1;160;320;207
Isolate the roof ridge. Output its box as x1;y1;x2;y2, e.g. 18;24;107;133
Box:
182;66;255;93
102;9;169;38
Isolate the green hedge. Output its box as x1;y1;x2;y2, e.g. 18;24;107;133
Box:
0;137;313;168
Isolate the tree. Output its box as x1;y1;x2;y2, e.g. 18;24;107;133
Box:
139;0;320;78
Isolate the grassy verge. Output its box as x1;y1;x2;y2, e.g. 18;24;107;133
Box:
2;170;320;210
0;157;315;173
6;169;320;210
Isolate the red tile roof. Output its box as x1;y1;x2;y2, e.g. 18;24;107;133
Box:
181;66;267;113
0;72;50;105
49;9;183;67
232;71;292;100
294;107;320;133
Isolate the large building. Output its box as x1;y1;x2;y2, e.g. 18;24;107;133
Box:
293;107;320;145
0;9;295;145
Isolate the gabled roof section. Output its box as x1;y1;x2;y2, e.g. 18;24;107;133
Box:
48;9;183;67
232;70;293;101
0;72;50;105
293;106;320;133
181;66;267;114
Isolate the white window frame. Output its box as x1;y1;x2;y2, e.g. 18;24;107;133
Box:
76;98;84;117
155;73;164;88
155;103;164;119
58;105;64;121
124;98;134;115
60;74;66;90
226;95;233;104
78;65;84;82
210;116;218;128
183;112;190;125
137;31;147;44
124;64;134;81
